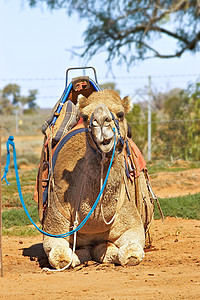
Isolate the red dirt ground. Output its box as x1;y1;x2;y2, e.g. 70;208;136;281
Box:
0;169;200;299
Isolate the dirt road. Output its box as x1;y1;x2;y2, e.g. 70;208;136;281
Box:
151;167;200;198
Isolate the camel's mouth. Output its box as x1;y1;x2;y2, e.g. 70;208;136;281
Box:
98;138;114;153
101;138;112;146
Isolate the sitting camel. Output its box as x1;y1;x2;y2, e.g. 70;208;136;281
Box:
42;89;154;269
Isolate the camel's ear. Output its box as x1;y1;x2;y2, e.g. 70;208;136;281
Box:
78;94;88;110
122;96;131;115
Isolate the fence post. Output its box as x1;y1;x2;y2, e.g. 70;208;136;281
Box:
148;76;152;161
0;125;3;277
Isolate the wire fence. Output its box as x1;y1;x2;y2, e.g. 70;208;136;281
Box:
0;73;200;107
0;115;199;164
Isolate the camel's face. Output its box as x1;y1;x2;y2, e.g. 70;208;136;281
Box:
78;89;131;154
90;103;115;153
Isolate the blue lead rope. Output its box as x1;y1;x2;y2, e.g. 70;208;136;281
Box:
1;129;116;238
1;135;14;185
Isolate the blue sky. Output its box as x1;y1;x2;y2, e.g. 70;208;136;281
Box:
1;0;200;108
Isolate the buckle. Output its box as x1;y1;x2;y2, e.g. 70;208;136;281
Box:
42;161;51;182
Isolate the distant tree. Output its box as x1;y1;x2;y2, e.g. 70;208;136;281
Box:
153;88;183;111
3;84;21;105
0;90;13;114
20;89;38;110
27;0;200;66
0;84;38;114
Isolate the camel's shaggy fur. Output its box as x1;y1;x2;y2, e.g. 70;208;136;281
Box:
42;89;153;269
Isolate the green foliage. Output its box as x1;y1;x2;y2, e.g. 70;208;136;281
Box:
157;81;200;160
2;227;40;236
0;92;13;114
126;104;157;156
27;0;200;65
2;172;39;235
1;169;38;209
155;193;200;220
15;153;40;167
1;136;40;236
2;205;38;229
21;89;38;110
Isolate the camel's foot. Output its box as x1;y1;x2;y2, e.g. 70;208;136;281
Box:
92;242;144;266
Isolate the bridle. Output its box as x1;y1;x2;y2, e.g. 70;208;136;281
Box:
87;109;125;157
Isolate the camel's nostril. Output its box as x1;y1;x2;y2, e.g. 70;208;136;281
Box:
104;117;110;122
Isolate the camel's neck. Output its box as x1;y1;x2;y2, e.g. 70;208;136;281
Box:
84;145;125;202
77;149;125;233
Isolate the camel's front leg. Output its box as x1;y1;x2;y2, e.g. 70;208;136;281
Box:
42;195;92;269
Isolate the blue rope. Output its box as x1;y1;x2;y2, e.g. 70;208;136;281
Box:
1;129;116;238
51;82;73;126
1;135;14;185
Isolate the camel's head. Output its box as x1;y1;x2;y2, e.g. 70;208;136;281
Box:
78;89;131;154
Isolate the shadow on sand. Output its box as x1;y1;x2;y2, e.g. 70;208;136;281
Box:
22;243;52;269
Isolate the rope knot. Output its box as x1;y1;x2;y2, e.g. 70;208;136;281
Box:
1;171;10;185
8;136;14;141
73;219;79;229
4;166;9;173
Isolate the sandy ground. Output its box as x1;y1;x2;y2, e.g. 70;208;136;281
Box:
151;167;200;198
0;153;200;299
0;217;199;300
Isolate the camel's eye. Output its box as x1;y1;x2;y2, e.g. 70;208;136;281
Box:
82;114;88;122
116;111;124;120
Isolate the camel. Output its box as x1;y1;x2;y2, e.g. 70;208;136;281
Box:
42;89;154;270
